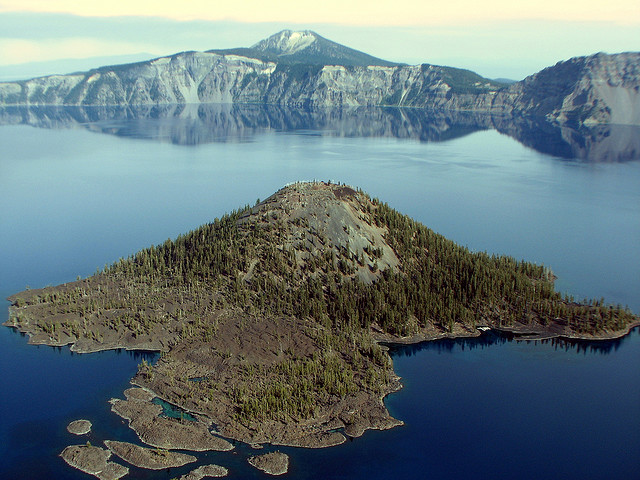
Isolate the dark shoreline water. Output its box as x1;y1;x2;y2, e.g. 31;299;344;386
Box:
0;316;158;479
1;106;638;479
388;326;640;358
2;319;637;480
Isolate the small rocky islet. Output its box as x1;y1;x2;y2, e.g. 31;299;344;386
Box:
177;464;229;480
103;440;196;470
67;419;92;435
60;444;128;480
248;451;290;476
7;182;639;476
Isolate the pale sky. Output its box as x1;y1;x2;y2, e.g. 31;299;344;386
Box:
0;0;638;80
2;0;639;24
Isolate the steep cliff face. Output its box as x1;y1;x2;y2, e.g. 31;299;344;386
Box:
0;53;278;106
0;55;498;110
0;31;638;126
494;52;640;126
0;30;500;110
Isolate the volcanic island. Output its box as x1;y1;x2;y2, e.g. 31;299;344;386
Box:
5;181;638;475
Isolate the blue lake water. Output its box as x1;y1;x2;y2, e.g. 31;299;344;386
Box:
0;105;638;479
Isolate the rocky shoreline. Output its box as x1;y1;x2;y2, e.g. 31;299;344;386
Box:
109;387;234;452
8;313;637;353
5;307;638;452
373;320;640;345
488;320;640;342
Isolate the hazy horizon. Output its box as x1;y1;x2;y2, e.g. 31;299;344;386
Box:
0;2;639;80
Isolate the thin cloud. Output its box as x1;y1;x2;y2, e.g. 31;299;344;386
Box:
0;38;159;65
0;0;638;25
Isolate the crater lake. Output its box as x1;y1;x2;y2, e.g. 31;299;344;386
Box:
1;105;638;479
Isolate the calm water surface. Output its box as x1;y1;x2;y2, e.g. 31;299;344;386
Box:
0;106;638;479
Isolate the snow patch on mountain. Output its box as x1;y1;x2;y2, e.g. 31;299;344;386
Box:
151;57;171;66
252;30;317;55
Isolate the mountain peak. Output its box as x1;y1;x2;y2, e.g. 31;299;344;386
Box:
252;30;320;55
248;29;399;67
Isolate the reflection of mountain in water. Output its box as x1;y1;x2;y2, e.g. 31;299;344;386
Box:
0;104;492;144
389;327;638;358
1;104;638;162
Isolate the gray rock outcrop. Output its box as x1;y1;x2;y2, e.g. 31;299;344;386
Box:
493;52;640;126
0;55;498;109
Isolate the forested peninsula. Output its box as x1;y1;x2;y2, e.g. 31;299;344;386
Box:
5;182;638;449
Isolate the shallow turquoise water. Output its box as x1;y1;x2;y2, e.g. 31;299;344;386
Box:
152;397;197;422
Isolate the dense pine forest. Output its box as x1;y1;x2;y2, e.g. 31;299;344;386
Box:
104;188;635;337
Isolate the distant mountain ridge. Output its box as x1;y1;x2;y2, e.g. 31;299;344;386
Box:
0;30;638;126
0;53;155;82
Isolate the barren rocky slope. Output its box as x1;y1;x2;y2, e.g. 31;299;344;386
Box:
0;53;499;110
493;52;640;126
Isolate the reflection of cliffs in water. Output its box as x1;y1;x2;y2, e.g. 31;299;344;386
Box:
493;116;640;163
1;104;638;162
0;104;492;144
389;328;638;357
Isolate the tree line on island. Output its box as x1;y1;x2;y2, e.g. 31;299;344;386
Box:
103;195;633;337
